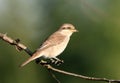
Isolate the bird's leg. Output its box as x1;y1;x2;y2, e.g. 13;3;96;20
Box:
35;58;49;65
36;57;64;65
54;57;64;63
50;57;64;66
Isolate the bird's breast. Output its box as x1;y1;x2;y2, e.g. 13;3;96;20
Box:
46;37;70;58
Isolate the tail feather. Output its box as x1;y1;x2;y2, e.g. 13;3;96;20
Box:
20;57;32;67
20;51;43;67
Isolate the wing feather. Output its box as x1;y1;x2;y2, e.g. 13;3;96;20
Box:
38;31;66;51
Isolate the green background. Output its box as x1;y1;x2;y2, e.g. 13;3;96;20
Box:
0;0;120;83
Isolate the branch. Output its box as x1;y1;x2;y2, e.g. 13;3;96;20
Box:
45;65;120;83
0;32;120;83
0;33;33;55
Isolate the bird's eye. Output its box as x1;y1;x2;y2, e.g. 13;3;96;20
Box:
62;27;66;29
67;27;71;29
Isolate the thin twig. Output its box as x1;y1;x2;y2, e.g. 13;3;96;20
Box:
48;69;61;83
44;65;120;83
0;32;120;83
0;33;33;56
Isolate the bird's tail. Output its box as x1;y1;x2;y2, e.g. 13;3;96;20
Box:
20;51;43;67
20;57;33;67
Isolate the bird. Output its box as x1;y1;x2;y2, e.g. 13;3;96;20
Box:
20;23;78;67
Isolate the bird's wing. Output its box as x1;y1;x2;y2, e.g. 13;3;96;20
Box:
38;32;66;51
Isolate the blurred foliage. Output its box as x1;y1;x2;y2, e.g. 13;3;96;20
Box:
0;0;120;83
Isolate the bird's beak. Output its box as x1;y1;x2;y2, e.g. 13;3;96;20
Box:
71;29;78;32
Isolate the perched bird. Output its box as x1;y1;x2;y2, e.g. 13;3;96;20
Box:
20;23;78;67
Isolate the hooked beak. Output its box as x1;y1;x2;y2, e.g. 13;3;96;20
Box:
71;29;79;32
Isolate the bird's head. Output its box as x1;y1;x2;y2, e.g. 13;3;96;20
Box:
59;23;78;36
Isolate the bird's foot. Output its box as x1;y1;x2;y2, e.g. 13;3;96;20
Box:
50;58;64;66
35;58;64;66
36;58;49;65
39;60;49;65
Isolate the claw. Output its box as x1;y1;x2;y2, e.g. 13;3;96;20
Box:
39;60;48;65
50;58;64;66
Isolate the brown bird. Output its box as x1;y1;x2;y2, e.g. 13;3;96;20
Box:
21;23;78;67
